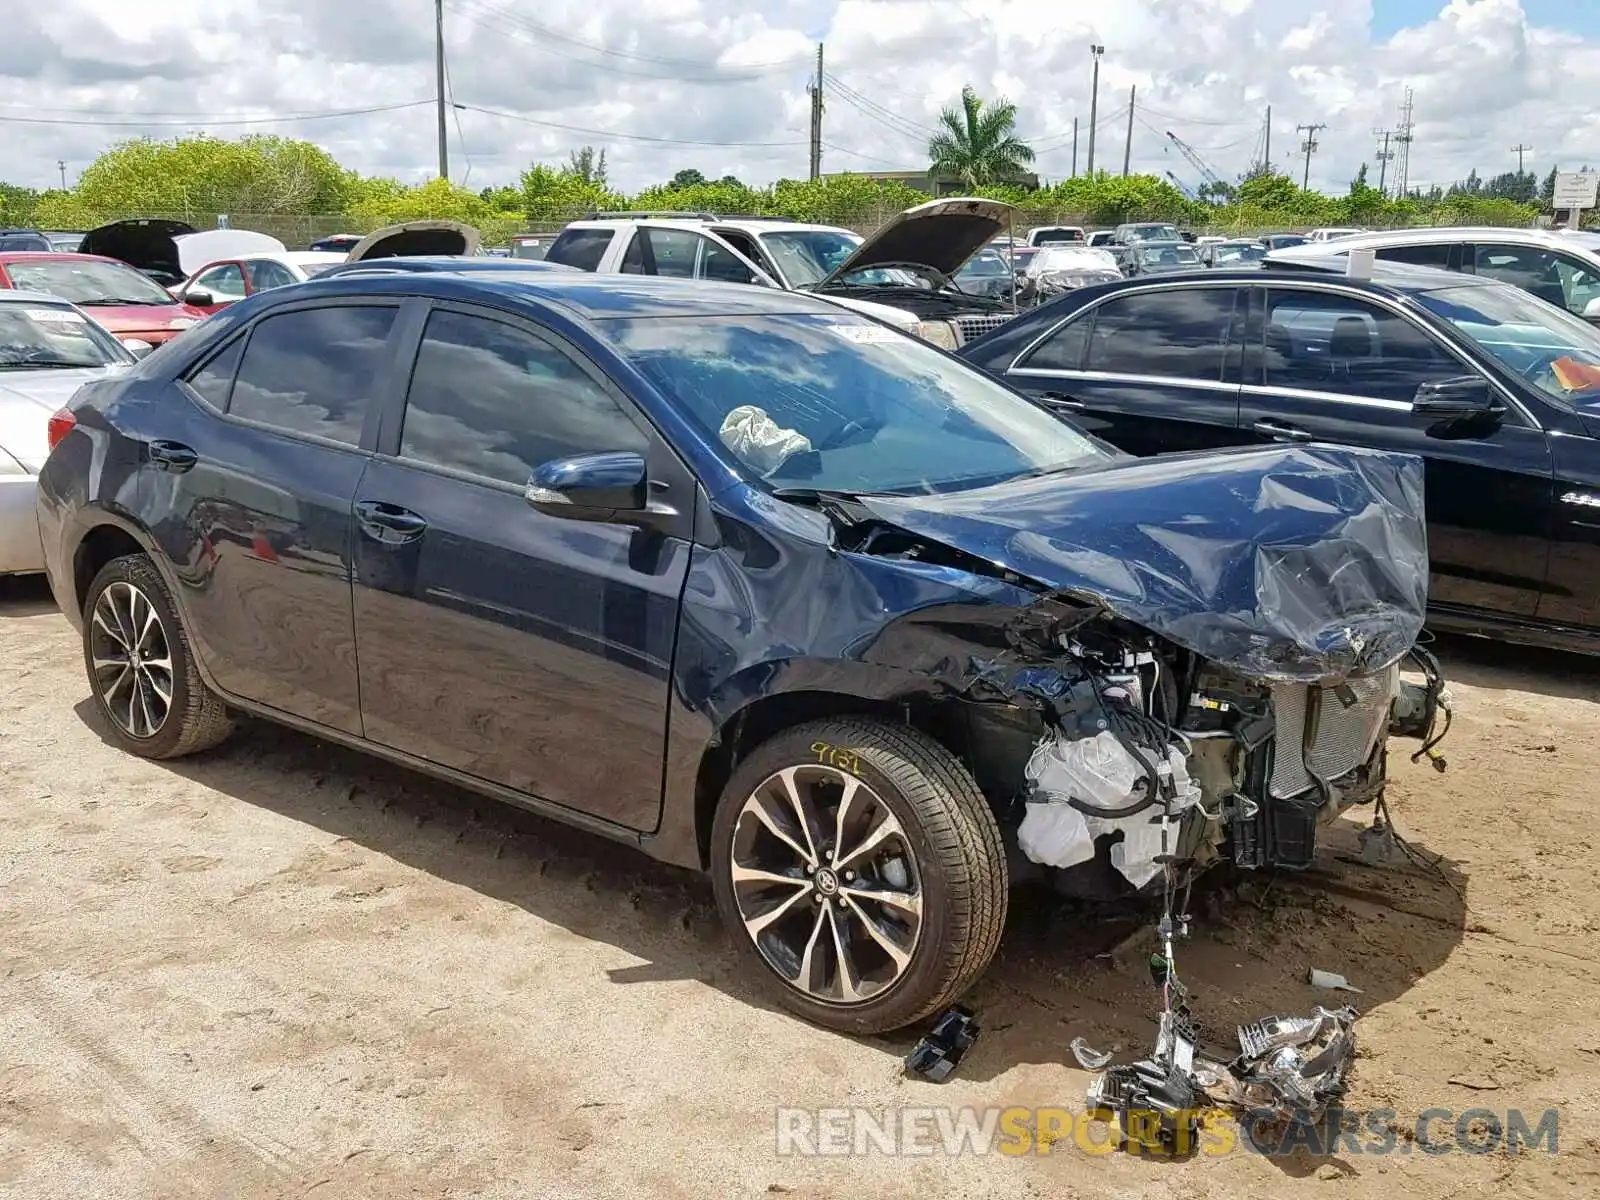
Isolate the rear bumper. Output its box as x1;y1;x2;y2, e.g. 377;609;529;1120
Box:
0;474;43;575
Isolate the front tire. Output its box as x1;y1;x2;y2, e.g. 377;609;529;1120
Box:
82;553;231;759
710;717;1008;1034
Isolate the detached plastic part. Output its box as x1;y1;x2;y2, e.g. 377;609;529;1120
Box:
904;1008;980;1082
1086;1059;1199;1149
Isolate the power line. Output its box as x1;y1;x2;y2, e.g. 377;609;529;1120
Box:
1296;122;1327;189
1511;142;1533;174
1129;102;1258;128
0;101;433;128
454;101;805;147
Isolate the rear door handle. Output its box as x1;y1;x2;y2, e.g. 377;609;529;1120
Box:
1251;419;1314;443
148;440;198;472
1036;390;1087;411
355;500;428;544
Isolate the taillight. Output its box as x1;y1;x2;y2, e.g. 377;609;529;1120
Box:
46;408;76;451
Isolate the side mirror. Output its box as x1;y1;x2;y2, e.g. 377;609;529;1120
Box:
120;338;155;359
183;288;216;308
525;450;648;515
1412;376;1503;419
1583;297;1600;321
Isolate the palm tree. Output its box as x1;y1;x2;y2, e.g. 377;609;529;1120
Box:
927;87;1036;189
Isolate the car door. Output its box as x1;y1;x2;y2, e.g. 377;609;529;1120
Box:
1463;241;1600;324
1001;284;1256;456
350;301;695;831
148;299;404;733
185;262;246;313
1237;283;1553;619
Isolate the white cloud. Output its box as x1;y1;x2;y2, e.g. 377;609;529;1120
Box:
0;0;1593;199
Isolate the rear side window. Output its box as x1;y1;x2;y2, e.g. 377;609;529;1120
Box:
1376;243;1453;269
1083;287;1240;380
229;305;396;444
400;309;647;486
184;336;245;410
545;228;614;272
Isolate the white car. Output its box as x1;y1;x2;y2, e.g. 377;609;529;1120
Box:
1305;227;1368;242
1266;225;1600;323
171;251;349;312
0;290;135;575
1022;246;1125;300
544;198;1021;347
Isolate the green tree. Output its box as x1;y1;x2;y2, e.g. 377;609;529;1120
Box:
1542;166;1559;205
670;168;707;188
0;182;40;225
927;86;1035;189
349;177;493;226
519;163;622;220
568;146;608;187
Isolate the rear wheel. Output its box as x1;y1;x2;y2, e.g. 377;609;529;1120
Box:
710;718;1007;1034
82;554;231;759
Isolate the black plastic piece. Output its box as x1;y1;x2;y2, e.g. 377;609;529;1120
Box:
1093;1060;1199;1147
1265;792;1321;869
904;1008;980;1082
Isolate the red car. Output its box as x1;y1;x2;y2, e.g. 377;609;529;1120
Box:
0;252;208;351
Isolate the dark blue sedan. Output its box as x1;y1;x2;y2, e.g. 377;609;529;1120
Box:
35;271;1445;1034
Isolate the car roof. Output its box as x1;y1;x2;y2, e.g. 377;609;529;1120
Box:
0;287;80;306
300;268;857;320
1292;225;1588;252
0;250;132;265
564;215;854;235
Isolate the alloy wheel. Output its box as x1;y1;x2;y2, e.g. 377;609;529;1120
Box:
729;764;924;1005
89;580;174;740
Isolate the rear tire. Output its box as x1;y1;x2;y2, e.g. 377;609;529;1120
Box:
82;553;231;759
710;717;1007;1034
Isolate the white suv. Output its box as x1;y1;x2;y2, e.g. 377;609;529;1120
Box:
543;198;1021;347
1268;226;1600;323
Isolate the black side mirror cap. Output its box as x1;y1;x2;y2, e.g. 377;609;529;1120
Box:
183;288;215;308
1412;376;1505;419
525;450;648;515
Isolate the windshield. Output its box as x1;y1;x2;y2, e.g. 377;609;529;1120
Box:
1214;243;1265;263
958;250;1010;277
1034;247;1119;274
0;301;128;368
1139;244;1200;266
5;259;177;306
1132;224;1179;241
1418;283;1600;409
512;240;549;260
609;313;1107;494
1033;228;1083;244
757;229;864;287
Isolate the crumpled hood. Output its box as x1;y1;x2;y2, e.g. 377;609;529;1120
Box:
818;197;1016;286
0;367;120;472
858;443;1429;684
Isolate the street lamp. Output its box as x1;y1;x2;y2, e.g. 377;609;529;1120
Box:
1086;44;1105;176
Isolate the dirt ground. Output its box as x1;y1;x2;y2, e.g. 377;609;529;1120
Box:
2;574;1598;1200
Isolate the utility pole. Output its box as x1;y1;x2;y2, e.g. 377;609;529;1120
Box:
1085;44;1104;176
56;160;66;190
1511;142;1533;175
1122;85;1136;176
1374;129;1394;195
807;43;824;181
1263;105;1271;172
434;0;448;181
1071;117;1079;178
1394;87;1415;197
1297;122;1326;189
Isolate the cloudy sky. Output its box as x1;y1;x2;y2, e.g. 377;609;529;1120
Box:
3;0;1597;198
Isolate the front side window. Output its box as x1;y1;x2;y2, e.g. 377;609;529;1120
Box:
400;309;647;486
1418;281;1600;412
643;229;700;279
229;305;396;444
1263;289;1459;403
697;239;758;285
545;228;614;272
6;259;176;306
196;264;246;301
247;260;299;291
1083;287;1240;380
610;313;1110;495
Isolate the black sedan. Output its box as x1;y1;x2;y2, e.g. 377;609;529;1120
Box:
958;257;1600;653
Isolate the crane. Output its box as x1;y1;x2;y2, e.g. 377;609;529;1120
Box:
1165;170;1197;200
1165;130;1225;190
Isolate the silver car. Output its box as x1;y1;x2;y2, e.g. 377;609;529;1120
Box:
0;290;135;575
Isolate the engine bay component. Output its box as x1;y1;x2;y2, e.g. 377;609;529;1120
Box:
903;1007;981;1082
1226;1006;1358;1125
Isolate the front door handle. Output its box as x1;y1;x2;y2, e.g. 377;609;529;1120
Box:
355;500;428;544
148;440;198;472
1251;419;1314;443
1036;390;1087;411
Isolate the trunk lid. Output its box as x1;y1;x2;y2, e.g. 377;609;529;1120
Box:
346;220;481;262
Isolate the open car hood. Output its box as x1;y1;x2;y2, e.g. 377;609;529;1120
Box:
346;220;481;262
857;443;1428;684
79;218;197;284
817;197;1017;287
174;229;286;277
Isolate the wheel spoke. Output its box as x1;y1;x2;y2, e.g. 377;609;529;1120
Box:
833;812;902;872
775;767;821;865
841;883;922;919
92;609;129;651
794;903;829;992
144;667;173;710
743;881;815;938
91;653;130;674
842;895;914;971
136;596;161;653
831;775;862;868
730;862;809;890
825;903;861;1002
746;790;816;869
